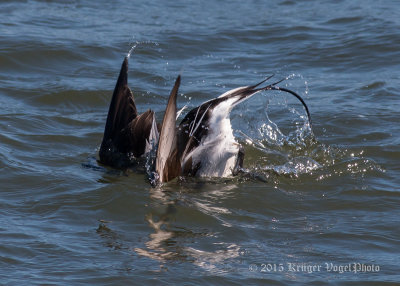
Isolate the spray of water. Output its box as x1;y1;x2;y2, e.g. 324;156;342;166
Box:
231;74;383;182
231;74;319;178
127;40;160;59
145;138;159;186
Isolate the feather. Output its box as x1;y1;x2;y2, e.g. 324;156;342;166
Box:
155;76;181;182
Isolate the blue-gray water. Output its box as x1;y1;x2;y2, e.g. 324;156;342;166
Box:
1;0;399;285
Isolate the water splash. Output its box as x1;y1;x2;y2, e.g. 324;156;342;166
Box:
263;156;322;177
145;139;159;186
231;75;381;181
235;90;313;152
127;40;160;58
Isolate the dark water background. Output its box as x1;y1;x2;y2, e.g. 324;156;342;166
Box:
1;0;399;285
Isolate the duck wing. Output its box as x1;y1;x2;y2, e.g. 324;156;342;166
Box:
102;57;137;143
99;57;157;167
119;109;158;158
155;76;181;183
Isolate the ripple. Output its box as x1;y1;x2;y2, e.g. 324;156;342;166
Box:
1;0;399;284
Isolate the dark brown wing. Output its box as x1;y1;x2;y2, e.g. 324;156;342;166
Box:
99;57;156;167
155;76;181;183
102;57;138;143
119;109;157;158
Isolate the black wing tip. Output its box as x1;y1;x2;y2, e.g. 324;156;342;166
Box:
115;57;129;87
175;75;181;86
121;56;129;73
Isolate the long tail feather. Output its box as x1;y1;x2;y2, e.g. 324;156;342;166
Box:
258;84;312;129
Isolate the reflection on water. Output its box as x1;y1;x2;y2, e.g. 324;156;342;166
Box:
133;184;242;272
134;210;178;263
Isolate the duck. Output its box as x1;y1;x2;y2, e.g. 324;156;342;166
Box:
98;56;312;185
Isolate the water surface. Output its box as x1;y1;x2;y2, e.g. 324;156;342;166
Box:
1;0;399;285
